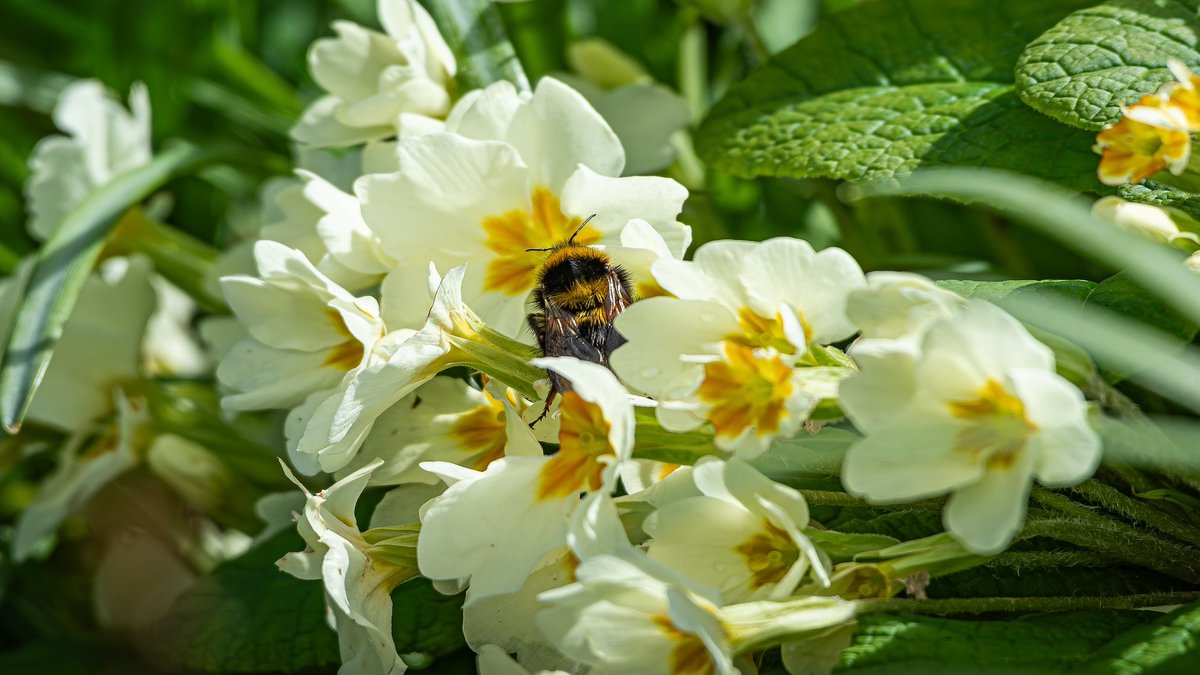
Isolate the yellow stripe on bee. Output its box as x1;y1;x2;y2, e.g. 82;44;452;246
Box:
539;244;611;272
548;278;611;307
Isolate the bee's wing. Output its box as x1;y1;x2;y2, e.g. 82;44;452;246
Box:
543;302;606;363
599;268;634;358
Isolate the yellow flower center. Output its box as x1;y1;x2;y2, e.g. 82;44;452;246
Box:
536;392;612;500
652;615;719;675
322;308;366;370
697;342;794;441
731;307;812;355
735;518;800;589
481;187;600;295
449;390;507;471
947;379;1038;469
1095;93;1193;185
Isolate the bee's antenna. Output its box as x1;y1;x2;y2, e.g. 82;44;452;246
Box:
525;214;598;252
568;214;597;243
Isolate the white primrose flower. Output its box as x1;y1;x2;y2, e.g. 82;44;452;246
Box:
840;300;1102;554
12;392;150;561
536;552;736;675
218;240;386;412
292;0;456;147
644;456;830;603
289;263;537;474
337;376;541;486
357;76;691;335
259;170;397;291
278;459;414;675
844;271;964;347
25;80;151;240
612;237;866;457
417;357;635;604
1092;196;1200;252
477;645;569;675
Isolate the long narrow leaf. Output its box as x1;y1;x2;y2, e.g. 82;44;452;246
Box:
851;167;1200;327
425;0;530;94
0;141;235;432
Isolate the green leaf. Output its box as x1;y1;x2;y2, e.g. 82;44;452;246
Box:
1072;599;1200;674
1119;180;1200;225
0;141;235;433
147;529;466;673
696;0;1102;190
817;507;946;542
1016;0;1200;131
930;565;1188;600
425;0;530;93
1084;272;1199;343
937;279;1096;305
836;611;1154;674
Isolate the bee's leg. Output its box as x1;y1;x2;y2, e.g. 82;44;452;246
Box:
530;387;558;428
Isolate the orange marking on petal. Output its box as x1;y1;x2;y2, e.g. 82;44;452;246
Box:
697;342;795;441
652;616;717;675
450;390;507;470
481;187;600;295
1095;98;1192;186
948;379;1038;470
322;308;366;370
535;392;612;500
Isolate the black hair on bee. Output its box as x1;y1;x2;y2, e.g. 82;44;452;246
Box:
526;215;634;426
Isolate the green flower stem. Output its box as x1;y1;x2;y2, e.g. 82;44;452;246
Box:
108;207;227;313
1020;515;1200;584
856;591;1200;616
1069;479;1200;549
631;420;723;466
986;550;1113;569
678;12;707;124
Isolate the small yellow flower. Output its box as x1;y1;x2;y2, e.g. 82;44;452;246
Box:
1095;94;1191;186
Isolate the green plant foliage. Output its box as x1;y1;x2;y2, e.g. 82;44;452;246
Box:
835;611;1155;674
144;530;466;673
1016;0;1200;131
696;0;1102;190
1072;599;1200;673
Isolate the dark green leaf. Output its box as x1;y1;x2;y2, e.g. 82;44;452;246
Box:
930;565;1188;600
1016;0;1200;131
696;0;1102;190
835;611;1154;674
1072;599;1200;674
1084;271;1199;343
146;529;465;673
1119;180;1200;225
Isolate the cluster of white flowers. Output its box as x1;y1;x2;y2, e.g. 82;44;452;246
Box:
2;1;1107;672
202;2;1110;673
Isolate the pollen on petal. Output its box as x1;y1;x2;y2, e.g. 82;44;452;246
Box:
322;308;366;370
735;519;800;590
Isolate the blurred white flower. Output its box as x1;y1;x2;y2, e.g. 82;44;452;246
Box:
476;645;568;675
13;392;150;561
1092;196;1200;252
357;77;691;335
25;255;156;433
278;459;414;675
417;357;635;604
143;276;210;376
292;0;456;147
612;237;865;457
25;80;151;240
559;39;691;175
218;240;386;412
644;456;829;603
840;300;1102;554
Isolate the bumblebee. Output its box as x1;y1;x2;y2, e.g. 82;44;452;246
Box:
527;215;633;425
